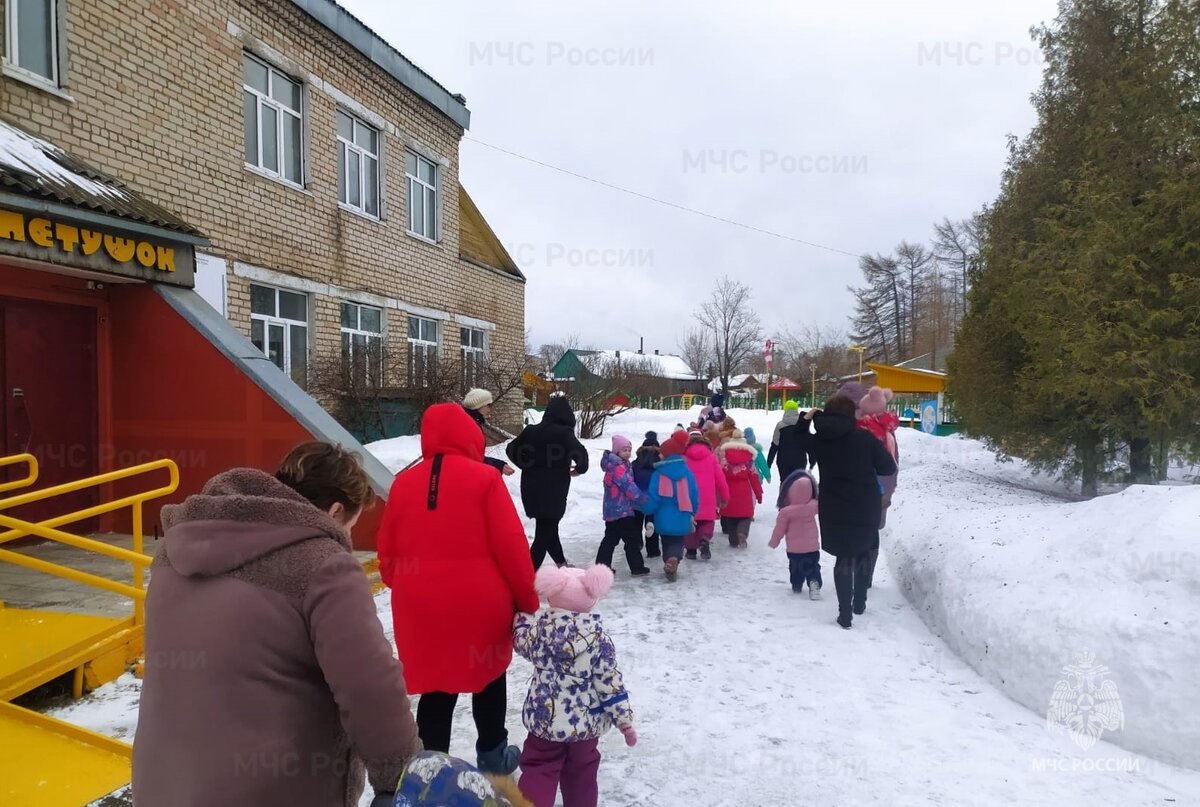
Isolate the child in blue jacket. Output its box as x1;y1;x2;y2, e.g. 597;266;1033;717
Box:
642;431;700;582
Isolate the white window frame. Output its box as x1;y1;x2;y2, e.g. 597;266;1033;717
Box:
337;110;381;218
407;315;439;387
250;283;309;386
4;0;60;86
243;53;304;186
341;301;384;385
460;326;486;389
406;152;439;242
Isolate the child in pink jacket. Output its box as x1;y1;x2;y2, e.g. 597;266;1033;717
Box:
768;470;821;599
683;430;730;561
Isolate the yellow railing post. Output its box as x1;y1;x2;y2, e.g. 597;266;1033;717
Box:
0;456;177;626
133;501;144;627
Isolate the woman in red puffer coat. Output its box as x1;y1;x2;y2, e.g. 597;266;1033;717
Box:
376;403;539;777
717;430;764;548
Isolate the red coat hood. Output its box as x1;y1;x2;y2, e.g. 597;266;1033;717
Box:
421;402;484;460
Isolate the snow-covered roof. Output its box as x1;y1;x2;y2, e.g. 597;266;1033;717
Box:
581;350;696;381
0;119;203;236
707;374;801;392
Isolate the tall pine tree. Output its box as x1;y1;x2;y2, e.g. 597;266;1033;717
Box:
950;0;1200;495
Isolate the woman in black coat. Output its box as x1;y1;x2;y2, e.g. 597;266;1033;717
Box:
505;394;589;569
810;394;897;629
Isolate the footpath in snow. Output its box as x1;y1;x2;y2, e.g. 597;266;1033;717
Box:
59;407;1200;806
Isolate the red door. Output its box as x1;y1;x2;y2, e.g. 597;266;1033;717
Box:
0;297;99;533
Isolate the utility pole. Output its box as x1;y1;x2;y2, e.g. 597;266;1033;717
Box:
849;344;866;382
810;363;817;409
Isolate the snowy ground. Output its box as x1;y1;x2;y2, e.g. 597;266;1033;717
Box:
60;408;1200;806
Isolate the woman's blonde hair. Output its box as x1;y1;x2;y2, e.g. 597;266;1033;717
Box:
275;442;375;514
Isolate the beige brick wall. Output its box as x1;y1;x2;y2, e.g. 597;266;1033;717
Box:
0;0;527;431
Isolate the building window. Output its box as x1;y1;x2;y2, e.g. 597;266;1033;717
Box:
5;0;59;85
250;283;308;386
406;152;438;241
461;327;486;389
407;315;439;387
336;111;380;217
341;301;383;385
243;53;303;185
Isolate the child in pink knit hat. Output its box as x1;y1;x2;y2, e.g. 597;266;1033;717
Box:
514;565;635;807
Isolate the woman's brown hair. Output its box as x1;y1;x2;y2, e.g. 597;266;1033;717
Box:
822;394;858;419
275;442;375;514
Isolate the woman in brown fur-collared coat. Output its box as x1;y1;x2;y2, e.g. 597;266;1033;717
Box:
132;443;421;807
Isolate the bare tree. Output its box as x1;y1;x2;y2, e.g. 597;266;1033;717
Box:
571;352;643;439
308;337;528;439
537;333;581;377
932;215;982;322
695;276;763;394
677;328;711;382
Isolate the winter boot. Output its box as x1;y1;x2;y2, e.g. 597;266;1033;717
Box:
853;601;866;616
685;549;698;561
792;584;804;594
809;583;822;601
837;612;852;630
664;558;679;582
699;541;712;560
476;740;520;775
737;534;748;548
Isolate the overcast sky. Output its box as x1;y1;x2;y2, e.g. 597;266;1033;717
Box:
337;0;1058;356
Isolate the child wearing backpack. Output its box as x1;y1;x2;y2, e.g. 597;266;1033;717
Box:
643;431;700;582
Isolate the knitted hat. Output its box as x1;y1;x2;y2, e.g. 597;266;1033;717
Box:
660;435;685;458
463;388;494;410
642;430;659;447
687;429;707;444
744;427;758;444
731;429;744;440
535;564;614;613
612;435;632;454
783;400;799;412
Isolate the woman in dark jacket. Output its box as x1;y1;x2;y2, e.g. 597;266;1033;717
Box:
134;443;422;807
505;393;589;569
809;395;897;629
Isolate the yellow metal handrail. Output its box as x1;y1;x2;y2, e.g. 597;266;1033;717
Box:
0;453;38;495
0;457;180;626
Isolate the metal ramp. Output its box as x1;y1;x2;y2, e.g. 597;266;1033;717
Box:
0;453;178;807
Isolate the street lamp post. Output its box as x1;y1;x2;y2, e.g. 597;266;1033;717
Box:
810;363;817;409
849;344;867;382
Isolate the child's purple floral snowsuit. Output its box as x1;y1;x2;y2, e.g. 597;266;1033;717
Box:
513;608;633;741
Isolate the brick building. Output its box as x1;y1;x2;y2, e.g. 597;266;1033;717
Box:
0;0;525;545
1;0;526;430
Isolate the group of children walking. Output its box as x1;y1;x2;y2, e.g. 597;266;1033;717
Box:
591;394;822;590
505;388;901;806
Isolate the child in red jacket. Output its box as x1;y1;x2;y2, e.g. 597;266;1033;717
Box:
716;430;764;548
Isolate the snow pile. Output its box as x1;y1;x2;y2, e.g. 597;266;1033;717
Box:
887;430;1200;770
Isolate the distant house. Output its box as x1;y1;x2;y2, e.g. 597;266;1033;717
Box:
551;348;707;401
708;374;804;408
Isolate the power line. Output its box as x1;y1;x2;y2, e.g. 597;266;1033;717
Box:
464;136;863;260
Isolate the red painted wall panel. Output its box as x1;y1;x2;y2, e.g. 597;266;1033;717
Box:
106;286;382;549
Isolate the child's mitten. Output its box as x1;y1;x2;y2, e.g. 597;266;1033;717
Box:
643;521;655;538
621;726;638;747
